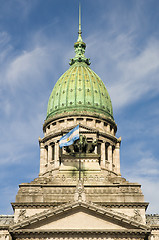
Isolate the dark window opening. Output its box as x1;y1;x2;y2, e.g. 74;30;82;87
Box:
52;144;55;161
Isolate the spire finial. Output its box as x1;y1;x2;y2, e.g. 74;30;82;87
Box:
69;3;91;66
79;3;81;33
77;2;83;42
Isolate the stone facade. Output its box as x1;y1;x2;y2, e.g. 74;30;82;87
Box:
0;7;159;240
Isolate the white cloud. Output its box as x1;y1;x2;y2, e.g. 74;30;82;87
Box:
122;151;159;214
5;47;53;87
86;30;159;110
127;176;159;214
127;156;159;178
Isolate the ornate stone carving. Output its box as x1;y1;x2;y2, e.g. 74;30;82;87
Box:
74;180;86;202
131;209;142;222
64;134;97;154
18;209;27;221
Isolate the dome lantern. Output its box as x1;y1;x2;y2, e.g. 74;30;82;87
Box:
70;3;90;66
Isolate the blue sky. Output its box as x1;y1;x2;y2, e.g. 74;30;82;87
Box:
0;0;159;214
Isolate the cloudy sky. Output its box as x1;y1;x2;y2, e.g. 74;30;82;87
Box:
0;0;159;215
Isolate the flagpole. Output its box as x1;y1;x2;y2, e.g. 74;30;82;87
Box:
79;150;81;181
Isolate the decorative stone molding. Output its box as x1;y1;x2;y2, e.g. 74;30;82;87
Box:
146;214;159;225
131;209;143;223
74;180;86;202
10;229;149;240
10;201;149;232
18;209;28;222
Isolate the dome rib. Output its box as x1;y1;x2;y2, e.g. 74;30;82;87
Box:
86;66;94;108
66;67;74;108
74;66;78;105
81;65;85;106
91;69;102;109
58;74;65;109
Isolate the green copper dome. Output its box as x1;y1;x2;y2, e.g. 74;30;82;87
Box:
47;62;113;120
46;6;113;120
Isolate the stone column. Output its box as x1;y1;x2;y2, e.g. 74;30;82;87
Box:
108;145;113;171
48;145;52;169
83;117;87;125
111;128;115;135
54;142;59;168
106;124;111;133
101;142;106;168
114;142;121;175
39;143;46;175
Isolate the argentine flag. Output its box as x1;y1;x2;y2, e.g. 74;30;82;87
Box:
59;125;79;148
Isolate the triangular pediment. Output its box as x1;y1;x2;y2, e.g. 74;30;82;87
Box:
24;209;129;230
10;201;148;232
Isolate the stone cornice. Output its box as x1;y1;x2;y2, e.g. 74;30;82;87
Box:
150;225;159;230
11;202;64;210
10;229;150;235
43;112;117;130
11;201;148;210
10;201;149;231
0;225;10;230
18;182;142;187
99;202;149;209
41;123;118;144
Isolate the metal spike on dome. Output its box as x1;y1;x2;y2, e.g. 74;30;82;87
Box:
69;2;91;66
77;2;83;42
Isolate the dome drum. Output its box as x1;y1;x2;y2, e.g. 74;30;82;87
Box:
43;112;117;137
39;121;121;179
